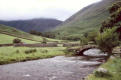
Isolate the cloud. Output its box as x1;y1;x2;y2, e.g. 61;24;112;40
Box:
0;0;101;21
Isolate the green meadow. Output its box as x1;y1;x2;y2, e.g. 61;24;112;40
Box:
0;46;66;65
0;25;66;65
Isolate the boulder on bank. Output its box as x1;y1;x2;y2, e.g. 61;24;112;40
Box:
94;68;111;77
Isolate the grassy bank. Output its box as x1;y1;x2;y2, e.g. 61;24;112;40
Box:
86;57;121;80
0;46;66;65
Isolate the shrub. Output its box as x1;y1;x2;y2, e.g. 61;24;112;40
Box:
42;38;47;44
24;49;37;54
94;68;111;77
96;27;120;60
113;59;121;72
29;30;42;36
42;32;56;38
87;30;98;43
80;36;88;45
109;1;121;14
40;50;48;53
13;38;22;44
16;50;20;53
64;47;75;56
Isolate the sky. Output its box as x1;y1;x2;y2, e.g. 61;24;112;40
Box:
0;0;102;21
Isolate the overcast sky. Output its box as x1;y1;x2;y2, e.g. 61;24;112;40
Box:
0;0;102;21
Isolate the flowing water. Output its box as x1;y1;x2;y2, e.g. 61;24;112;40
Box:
84;49;107;57
0;49;105;80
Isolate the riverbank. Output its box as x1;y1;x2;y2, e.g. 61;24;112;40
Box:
86;57;121;80
0;46;67;65
0;56;101;80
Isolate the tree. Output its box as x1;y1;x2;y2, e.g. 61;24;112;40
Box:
42;32;55;38
101;1;121;34
29;30;42;36
96;27;120;61
87;30;98;43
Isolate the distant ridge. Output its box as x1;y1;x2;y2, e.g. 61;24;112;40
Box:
0;18;62;32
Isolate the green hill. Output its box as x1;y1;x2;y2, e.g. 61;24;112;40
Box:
0;18;62;32
0;24;43;42
0;24;61;44
0;34;37;44
53;0;120;39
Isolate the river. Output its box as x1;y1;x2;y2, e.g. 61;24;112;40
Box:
0;49;105;80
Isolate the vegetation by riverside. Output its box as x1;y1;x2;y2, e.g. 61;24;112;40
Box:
0;47;66;65
87;58;121;80
86;1;121;80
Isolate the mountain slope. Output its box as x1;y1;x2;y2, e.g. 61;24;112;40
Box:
0;33;37;44
53;0;120;39
0;24;61;43
0;18;62;32
0;24;43;42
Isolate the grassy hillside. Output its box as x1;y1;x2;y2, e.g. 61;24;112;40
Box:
0;24;43;42
0;34;37;44
53;0;120;39
0;24;61;43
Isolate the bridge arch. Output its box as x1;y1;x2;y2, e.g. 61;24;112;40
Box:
75;45;98;56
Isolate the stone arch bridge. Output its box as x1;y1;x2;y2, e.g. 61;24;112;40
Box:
75;45;98;56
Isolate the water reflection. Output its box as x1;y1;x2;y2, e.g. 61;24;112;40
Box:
84;49;107;57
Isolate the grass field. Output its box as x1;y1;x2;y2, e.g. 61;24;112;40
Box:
0;33;63;44
86;57;121;80
0;33;38;44
0;24;79;65
0;46;66;65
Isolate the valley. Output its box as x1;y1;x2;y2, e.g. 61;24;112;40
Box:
0;0;121;80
